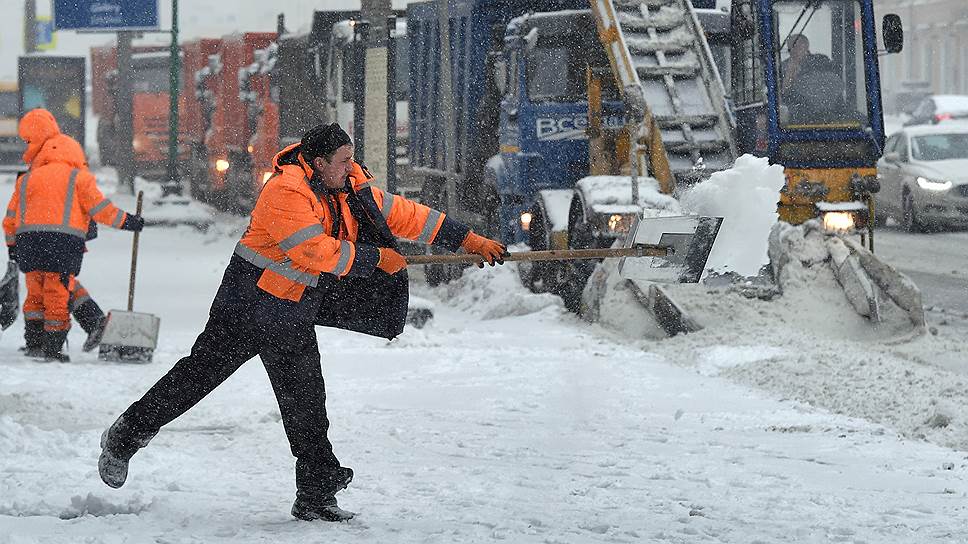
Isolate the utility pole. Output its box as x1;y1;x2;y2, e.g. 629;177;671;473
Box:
24;0;36;54
116;31;135;194
361;0;391;189
165;0;181;196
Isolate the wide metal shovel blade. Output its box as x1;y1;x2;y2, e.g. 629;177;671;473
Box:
618;215;723;283
98;310;160;363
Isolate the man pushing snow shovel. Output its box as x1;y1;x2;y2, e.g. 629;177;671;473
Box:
98;123;506;522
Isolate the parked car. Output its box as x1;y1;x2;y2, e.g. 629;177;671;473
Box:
875;124;968;231
902;94;968;126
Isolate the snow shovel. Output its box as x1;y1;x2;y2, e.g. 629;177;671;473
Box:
99;191;160;363
405;215;722;283
0;260;19;331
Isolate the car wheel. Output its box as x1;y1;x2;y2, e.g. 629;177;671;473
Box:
901;191;925;233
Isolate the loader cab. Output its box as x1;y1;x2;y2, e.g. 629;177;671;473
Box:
498;10;623;241
731;0;901;226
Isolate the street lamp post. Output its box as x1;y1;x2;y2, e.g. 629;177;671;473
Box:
165;0;181;196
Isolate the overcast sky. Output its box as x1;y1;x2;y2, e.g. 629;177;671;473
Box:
0;0;412;80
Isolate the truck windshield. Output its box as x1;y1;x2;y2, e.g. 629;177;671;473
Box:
527;41;584;102
772;0;869;129
0;91;17;117
133;63;170;94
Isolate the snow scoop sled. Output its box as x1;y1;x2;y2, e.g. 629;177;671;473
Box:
99;192;160;363
0;260;19;331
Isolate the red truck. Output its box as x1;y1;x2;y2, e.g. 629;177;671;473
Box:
181;38;223;199
189;32;275;212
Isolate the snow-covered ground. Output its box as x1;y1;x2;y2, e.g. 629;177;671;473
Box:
3;172;968;542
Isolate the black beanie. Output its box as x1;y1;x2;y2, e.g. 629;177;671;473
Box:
301;122;352;161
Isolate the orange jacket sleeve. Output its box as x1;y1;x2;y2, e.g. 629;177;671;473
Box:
76;172;132;229
369;186;470;251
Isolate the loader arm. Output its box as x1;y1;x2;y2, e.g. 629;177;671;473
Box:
589;0;737;192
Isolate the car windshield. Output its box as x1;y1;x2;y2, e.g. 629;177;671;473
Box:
911;133;968;161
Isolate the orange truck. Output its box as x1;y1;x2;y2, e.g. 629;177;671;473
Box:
90;43;190;176
188;32;275;212
181;37;222;198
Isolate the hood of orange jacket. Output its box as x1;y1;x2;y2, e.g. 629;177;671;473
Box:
29;134;88;171
19;109;61;165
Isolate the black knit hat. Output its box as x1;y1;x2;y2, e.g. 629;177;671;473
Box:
300;122;352;161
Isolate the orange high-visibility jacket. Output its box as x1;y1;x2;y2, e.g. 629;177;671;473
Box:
235;143;469;301
4;119;136;274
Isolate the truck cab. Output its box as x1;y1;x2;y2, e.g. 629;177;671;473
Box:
731;0;902;229
493;10;625;243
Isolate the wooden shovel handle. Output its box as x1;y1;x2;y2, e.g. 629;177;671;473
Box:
404;246;669;266
127;191;143;312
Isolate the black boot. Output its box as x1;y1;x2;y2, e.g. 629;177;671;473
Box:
291;467;355;522
98;415;156;489
43;329;70;362
82;315;109;352
20;319;44;358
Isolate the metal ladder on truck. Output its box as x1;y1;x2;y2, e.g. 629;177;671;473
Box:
590;0;737;193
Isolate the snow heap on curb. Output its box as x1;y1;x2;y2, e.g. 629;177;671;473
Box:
680;154;786;277
438;263;564;320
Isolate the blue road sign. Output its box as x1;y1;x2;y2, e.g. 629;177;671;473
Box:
53;0;159;31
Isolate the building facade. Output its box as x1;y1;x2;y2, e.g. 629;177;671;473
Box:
875;0;968;112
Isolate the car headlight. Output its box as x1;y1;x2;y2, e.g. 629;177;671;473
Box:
519;212;533;232
916;176;952;191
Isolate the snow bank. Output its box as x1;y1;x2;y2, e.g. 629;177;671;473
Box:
680;154;785;277
439;263;564;320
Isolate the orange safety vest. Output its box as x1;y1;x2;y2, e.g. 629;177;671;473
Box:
235;143;452;302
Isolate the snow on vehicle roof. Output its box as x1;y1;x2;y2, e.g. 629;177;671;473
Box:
899;122;968;137
930;94;968;112
507;9;591;36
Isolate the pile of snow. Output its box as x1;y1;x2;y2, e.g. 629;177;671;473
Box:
680;154;786;277
584;217;968;451
438;263;563;320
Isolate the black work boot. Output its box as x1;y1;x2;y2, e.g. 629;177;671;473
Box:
43;330;70;362
291;467;356;522
98;415;156;489
20;319;45;358
82;315;109;352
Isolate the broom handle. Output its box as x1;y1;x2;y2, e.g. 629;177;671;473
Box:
404;246;669;266
127;191;143;312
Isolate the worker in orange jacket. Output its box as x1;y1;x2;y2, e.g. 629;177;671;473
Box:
4;109;143;361
99;123;505;522
2;111;112;354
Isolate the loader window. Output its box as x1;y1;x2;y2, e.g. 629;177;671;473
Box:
772;0;869;129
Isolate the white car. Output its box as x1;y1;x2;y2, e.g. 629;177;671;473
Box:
876;124;968;231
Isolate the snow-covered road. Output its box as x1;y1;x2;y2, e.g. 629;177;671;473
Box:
2;174;968;543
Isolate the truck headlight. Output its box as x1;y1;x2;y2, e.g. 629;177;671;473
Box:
916;176;952;192
215;159;230;173
606;214;634;234
519;212;533;231
822;211;855;232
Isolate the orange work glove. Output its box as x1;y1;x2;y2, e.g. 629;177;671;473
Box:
461;232;508;267
377;247;408;275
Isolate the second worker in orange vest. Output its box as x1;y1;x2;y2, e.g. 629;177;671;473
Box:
99;123;506;522
3;109;144;362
